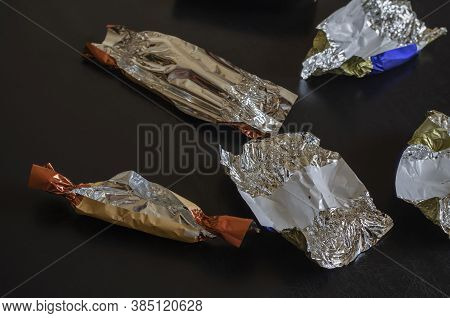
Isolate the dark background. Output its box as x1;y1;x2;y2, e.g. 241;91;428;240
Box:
1;0;449;297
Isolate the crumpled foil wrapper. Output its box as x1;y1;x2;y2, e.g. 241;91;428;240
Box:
396;110;450;237
28;163;255;247
301;0;447;79
86;25;298;138
221;133;393;268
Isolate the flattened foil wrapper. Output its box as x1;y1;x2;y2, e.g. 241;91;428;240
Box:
221;133;393;268
28;163;254;247
396;110;450;237
86;25;298;138
301;0;447;79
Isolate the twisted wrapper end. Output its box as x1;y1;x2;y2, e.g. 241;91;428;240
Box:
224;123;268;139
85;42;117;67
191;209;255;248
28;164;86;206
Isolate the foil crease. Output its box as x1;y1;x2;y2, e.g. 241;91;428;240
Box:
396;110;450;237
301;0;447;79
88;26;297;137
73;171;214;240
221;132;393;268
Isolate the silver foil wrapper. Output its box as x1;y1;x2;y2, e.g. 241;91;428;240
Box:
87;25;298;137
396;111;450;237
221;133;393;268
301;0;447;79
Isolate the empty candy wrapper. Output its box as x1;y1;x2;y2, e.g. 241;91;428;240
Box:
28;163;255;247
221;132;393;268
86;25;298;138
396;110;450;237
301;0;447;79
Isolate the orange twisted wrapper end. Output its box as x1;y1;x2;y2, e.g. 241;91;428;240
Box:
85;43;117;67
192;209;254;248
28;164;85;206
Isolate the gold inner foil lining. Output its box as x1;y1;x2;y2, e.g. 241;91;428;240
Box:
75;197;201;243
281;228;307;251
305;31;372;78
416;198;441;226
408;116;450;151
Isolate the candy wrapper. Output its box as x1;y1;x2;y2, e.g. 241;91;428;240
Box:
301;0;447;79
86;25;298;138
221;133;393;268
28;163;255;247
396;110;450;237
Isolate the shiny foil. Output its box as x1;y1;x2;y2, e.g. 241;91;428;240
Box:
221;133;393;268
301;0;447;79
28;163;254;247
86;25;298;137
396;110;450;237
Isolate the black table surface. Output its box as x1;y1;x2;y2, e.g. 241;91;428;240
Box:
1;0;449;297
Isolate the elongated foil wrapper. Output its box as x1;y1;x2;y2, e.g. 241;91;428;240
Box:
301;0;447;79
396;110;450;237
28;163;254;247
221;133;393;268
86;25;298;138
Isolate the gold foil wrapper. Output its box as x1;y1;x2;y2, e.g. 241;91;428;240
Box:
86;25;298;137
396;110;450;237
28;164;254;247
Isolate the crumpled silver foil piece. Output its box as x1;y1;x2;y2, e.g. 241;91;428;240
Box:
363;0;426;44
396;111;450;237
73;171;214;240
301;37;348;80
88;26;297;137
303;193;394;268
221;132;393;268
401;144;450;161
301;0;447;79
427;109;449;129
438;197;450;235
220;133;339;197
